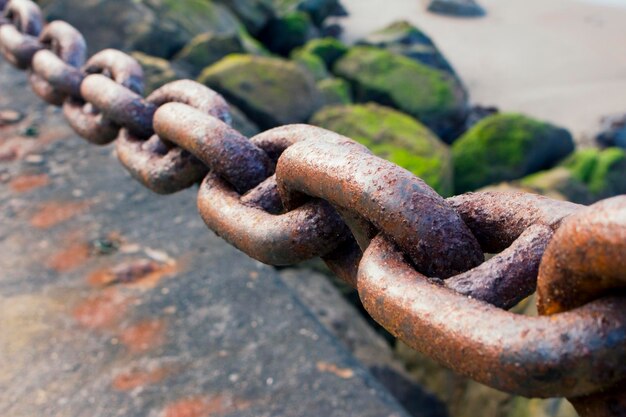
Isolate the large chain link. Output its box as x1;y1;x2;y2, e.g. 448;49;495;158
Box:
1;1;624;414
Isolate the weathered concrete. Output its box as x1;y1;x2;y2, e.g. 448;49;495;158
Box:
0;60;415;417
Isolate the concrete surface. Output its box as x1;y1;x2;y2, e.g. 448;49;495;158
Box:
0;59;420;417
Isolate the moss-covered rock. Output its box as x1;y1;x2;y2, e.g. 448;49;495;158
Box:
259;11;319;55
311;104;453;195
174;33;245;76
297;37;349;68
198;54;322;129
41;0;241;59
333;46;467;141
520;148;626;204
229;105;261;137
452;113;575;193
272;0;346;25
317;78;352;106
290;49;329;81
214;0;275;35
130;52;179;95
358;21;456;77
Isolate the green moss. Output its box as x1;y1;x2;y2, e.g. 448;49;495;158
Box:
260;11;317;55
298;37;348;67
333;46;466;140
317;78;352;105
198;54;321;128
563;147;626;195
290;49;329;81
311;103;453;195
452;113;574;193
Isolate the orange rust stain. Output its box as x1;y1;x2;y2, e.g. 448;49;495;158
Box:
9;173;49;192
47;242;91;272
112;366;170;391
163;395;251;417
30;200;92;229
119;319;167;353
89;259;179;289
316;361;355;379
73;289;134;329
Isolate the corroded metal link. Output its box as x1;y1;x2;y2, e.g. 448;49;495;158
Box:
446;224;553;309
80;74;155;139
63;49;144;145
276;138;483;278
0;0;43;69
153;99;273;194
29;20;86;105
535;196;626;416
198;172;350;265
447;191;582;253
357;234;626;398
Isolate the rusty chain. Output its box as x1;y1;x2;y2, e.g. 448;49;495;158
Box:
1;1;625;415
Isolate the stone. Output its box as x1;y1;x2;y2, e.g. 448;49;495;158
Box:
291;49;330;81
333;46;468;141
311;104;453;196
198;54;322;129
521;148;626;204
316;78;352;106
214;0;276;35
452;113;575;193
427;0;486;17
296;37;349;68
174;33;244;75
259;11;319;55
596;113;626;149
357;21;456;77
273;0;347;26
229;105;261;137
40;0;242;58
130;52;179;95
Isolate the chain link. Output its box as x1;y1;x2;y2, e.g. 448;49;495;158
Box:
1;1;625;414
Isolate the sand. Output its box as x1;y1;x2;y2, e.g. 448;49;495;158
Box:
335;0;626;141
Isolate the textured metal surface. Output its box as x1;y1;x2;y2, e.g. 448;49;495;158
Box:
1;0;625;414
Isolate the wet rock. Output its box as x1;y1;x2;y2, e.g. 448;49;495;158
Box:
198;54;322;129
427;0;486;17
40;0;241;58
358;21;456;77
311;103;453;195
130;52;179;95
273;0;347;26
291;49;330;81
316;78;352;106
452;113;574;193
333;46;468;141
596;113;626;149
520;147;626;204
214;0;275;35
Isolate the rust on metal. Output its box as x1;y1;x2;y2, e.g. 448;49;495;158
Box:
1;1;626;414
276;137;483;278
357;234;626;398
29;20;85;104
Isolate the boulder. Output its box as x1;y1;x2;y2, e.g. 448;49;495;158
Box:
427;0;485;17
333;46;468;141
272;0;347;26
521;148;626;204
452;113;575;193
291;49;330;81
296;37;349;68
40;0;242;58
358;21;456;77
259;11;319;55
214;0;275;36
229;105;261;137
596;113;626;149
317;78;352;106
198;54;322;129
130;52;179;95
310;104;453;196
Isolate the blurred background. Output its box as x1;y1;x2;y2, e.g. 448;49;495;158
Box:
5;0;626;416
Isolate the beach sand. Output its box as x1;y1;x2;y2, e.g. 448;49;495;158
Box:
336;0;626;141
